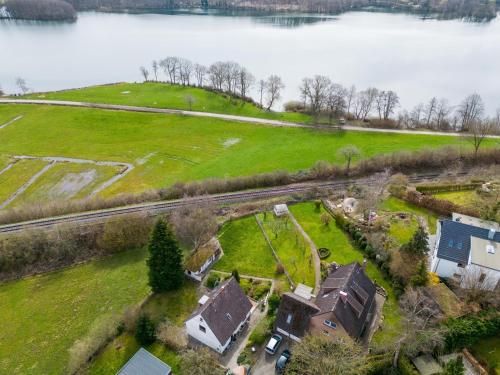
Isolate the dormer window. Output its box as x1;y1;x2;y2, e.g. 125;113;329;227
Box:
448;240;454;248
286;313;293;324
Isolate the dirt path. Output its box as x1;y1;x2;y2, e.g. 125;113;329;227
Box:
0;115;23;130
288;212;321;294
0;162;15;177
3;99;499;138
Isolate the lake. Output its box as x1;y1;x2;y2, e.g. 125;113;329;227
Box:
1;10;499;112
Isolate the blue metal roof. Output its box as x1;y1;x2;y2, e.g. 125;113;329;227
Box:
437;220;500;264
117;348;171;375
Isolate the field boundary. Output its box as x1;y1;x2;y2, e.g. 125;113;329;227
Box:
0;115;23;129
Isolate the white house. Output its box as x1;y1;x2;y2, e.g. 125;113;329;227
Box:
430;213;500;291
184;238;223;282
185;277;253;353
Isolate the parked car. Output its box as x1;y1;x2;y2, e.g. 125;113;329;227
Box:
265;334;283;355
339;117;346;125
275;349;291;373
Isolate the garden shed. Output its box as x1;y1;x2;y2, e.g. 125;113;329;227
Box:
184;238;223;281
274;204;289;217
117;348;171;375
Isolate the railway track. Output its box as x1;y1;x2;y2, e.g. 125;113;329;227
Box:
0;170;467;234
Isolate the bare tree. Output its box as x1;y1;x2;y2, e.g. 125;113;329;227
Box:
326;83;347;123
457;93;484;131
409;103;425;128
299;75;331;117
159;57;179;84
15;77;30;94
376;90;399;120
151;61;159;81
208;61;225;91
353;87;378;120
265;75;285;111
337;145;360;174
434;98;452;130
184;94;196;110
345;85;356;116
423;97;438;128
181;348;225;375
237;67;255;99
139;66;149;82
177;58;193;86
194;64;207;87
258;79;266;107
0;84;4;96
223;62;241;95
170;200;217;251
462;119;493;158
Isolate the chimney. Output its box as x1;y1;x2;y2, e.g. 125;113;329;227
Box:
340;291;348;303
488;228;496;240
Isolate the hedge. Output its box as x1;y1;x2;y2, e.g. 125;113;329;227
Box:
416;183;481;194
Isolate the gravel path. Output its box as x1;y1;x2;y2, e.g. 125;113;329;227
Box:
3;99;498;138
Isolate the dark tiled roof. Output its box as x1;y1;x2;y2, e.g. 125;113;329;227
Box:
275;292;320;338
117;348;171;375
195;277;252;345
437;220;500;264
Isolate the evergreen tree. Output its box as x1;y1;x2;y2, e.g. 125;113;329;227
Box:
147;218;184;293
231;269;240;283
135;314;156;345
403;225;429;257
410;260;429;287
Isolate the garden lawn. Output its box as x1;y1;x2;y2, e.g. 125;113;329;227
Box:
86;333;182;375
215;216;277;278
470;336;500;374
257;212;316;287
289;202;403;346
0;248;150;375
0;158;49;205
387;215;419;244
380;197;439;234
23;82;311;123
0;104;481;204
433;190;479;208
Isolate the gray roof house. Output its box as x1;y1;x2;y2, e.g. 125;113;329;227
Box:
275;262;377;342
185;277;253;353
430;213;500;291
117;348;171;375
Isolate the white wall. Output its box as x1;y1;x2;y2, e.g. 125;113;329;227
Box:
186;314;224;353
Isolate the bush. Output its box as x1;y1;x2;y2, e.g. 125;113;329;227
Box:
156;320;187;351
444;310;500;351
135;314;156;346
317;247;331;260
275;263;285;275
398;354;419;375
267;293;281;317
284;100;306;112
205;273;220;289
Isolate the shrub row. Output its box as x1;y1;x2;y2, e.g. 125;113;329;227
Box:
405;190;480;217
0;213;153;281
416;183;481;194
0;146;498;226
444;309;500;351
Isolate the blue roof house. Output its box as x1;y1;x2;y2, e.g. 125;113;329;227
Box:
117;348;171;375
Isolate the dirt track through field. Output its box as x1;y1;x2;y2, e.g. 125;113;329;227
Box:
0;115;23;130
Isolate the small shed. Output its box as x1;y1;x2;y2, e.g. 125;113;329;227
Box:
274;204;289;217
342;198;358;214
117;348;171;375
184;238;223;281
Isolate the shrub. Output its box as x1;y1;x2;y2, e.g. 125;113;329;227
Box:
267;293;281;317
135;314;156;346
156;320;187;351
317;247;331;260
444;310;500;351
275;263;285;275
205;273;220;289
231;269;240;283
398;354;419;375
284;100;306;112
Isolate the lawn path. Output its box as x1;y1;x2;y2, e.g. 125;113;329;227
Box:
0;161;55;209
3;99;499;138
288;211;321;293
0;115;23;129
0;162;15;176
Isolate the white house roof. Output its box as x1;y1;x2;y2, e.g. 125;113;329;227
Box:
294;283;314;300
470;237;500;271
117;348;171;375
452;213;500;231
274;204;289;213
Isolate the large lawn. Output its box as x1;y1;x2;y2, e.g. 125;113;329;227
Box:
0;248;150;374
0;103;474;204
380;197;439;234
257;212;316;287
215;216;277;278
433;190;480;208
23;82;311;123
289;202;403;346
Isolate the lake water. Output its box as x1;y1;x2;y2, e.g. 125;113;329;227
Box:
1;10;499;112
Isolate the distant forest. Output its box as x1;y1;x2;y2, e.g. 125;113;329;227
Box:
1;0;497;22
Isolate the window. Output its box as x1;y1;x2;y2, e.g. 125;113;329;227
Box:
479;273;486;283
286;313;293;324
323;320;337;329
457;263;465;268
457;242;462;250
199;325;206;333
448;240;454;248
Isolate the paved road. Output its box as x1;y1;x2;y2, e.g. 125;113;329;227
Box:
0;170;466;235
2;99;498;138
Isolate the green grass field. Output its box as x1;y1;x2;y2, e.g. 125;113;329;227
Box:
288;202;403;346
0;159;49;205
380;197;439;234
215;216;277;278
0;248;150;374
23;82;311;123
257;212;316;287
0;103;475;203
433;190;479;207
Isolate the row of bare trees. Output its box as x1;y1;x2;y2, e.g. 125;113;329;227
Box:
140;57;285;110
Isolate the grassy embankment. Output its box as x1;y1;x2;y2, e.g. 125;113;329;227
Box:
0;159;49;203
22;82;311;123
0;102;476;206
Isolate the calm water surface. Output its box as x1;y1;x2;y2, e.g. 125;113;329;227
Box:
1;10;499;111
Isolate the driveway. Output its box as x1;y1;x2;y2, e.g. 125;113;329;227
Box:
252;337;292;375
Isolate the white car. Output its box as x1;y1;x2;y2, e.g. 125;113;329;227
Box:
265;334;283;355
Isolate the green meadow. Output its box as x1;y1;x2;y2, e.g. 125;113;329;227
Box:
0;101;474;203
